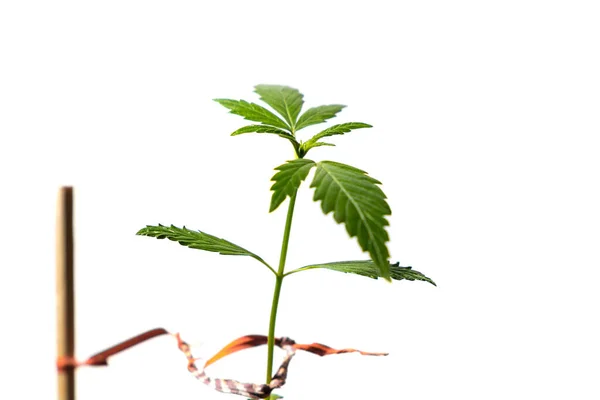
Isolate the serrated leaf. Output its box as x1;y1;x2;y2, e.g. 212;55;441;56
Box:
137;224;272;272
295;105;346;131
254;85;304;129
231;125;295;140
287;261;436;285
306;142;335;149
214;99;290;130
310;161;392;280
269;159;316;212
301;122;372;153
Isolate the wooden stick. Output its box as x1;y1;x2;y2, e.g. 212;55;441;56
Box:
56;187;75;400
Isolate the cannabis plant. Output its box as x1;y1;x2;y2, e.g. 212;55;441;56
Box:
137;85;434;397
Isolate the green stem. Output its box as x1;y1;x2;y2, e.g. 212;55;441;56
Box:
265;190;298;386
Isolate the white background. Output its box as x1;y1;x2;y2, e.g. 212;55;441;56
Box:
1;1;599;399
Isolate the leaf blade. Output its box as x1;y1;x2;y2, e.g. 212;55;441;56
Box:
295;105;346;131
288;260;436;285
230;125;295;139
269;159;316;212
214;98;290;130
254;85;304;129
310;161;392;280
301;122;372;153
137;224;273;273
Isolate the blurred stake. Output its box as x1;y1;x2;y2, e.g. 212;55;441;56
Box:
56;187;75;400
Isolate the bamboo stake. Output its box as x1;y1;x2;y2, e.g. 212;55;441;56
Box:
56;187;76;400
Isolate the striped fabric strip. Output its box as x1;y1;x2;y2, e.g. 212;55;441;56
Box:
174;333;296;399
56;328;387;398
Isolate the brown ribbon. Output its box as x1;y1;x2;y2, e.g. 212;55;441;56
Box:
56;327;387;398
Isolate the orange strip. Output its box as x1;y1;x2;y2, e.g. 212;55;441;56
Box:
204;334;386;368
204;335;269;368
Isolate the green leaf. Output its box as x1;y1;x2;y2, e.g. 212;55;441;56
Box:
286;261;436;285
254;85;304;129
231;125;296;140
301;122;372;153
137;224;274;274
295;105;346;131
310;161;392;280
304;142;335;149
269;159;316;212
214;99;290;130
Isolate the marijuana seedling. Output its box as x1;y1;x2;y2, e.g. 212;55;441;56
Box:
137;85;434;398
